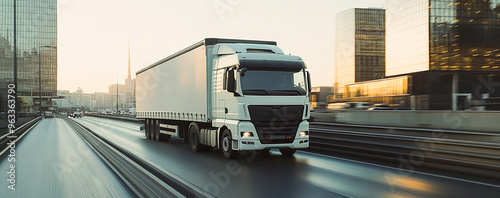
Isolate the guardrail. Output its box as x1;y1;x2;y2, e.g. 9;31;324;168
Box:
0;116;43;158
63;117;213;198
309;122;500;180
334;110;500;132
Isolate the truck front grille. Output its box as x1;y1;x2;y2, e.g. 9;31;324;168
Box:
248;105;303;144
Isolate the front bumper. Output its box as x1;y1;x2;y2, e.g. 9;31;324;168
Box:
236;120;309;150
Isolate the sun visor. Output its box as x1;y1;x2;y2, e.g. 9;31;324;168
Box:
239;59;305;71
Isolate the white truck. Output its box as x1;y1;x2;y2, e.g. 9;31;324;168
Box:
136;38;311;159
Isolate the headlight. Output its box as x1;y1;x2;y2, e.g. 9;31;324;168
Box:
299;131;308;137
241;132;254;138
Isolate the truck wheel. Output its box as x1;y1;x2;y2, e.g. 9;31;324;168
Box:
221;129;239;159
189;123;201;152
279;149;296;157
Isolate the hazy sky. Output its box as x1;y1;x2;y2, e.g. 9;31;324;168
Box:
57;0;386;93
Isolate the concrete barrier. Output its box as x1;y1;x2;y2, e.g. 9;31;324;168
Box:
335;110;500;132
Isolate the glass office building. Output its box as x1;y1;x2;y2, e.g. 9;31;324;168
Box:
334;0;500;110
334;8;386;99
337;0;500;110
386;0;500;110
0;0;57;113
387;0;500;76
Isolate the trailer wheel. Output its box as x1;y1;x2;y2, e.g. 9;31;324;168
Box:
148;119;154;139
221;129;239;159
144;119;149;139
189;123;202;152
279;149;296;157
154;120;161;141
146;119;153;139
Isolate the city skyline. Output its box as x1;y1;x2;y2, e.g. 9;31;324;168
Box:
57;0;386;93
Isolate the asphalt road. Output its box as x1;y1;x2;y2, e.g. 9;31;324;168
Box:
71;116;500;198
0;118;134;198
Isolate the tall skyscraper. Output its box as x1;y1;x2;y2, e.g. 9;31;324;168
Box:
334;8;386;99
124;43;136;109
387;0;500;76
385;0;500;109
107;44;136;111
0;0;57;112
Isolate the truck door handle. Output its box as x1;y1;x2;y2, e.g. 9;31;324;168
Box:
225;108;228;114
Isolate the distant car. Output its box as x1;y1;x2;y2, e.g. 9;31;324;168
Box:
72;112;83;118
345;102;370;110
44;111;54;118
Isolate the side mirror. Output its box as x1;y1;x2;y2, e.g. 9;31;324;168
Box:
239;67;248;77
307;71;312;93
226;69;236;92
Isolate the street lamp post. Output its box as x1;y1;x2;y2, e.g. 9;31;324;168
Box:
13;0;18;121
116;65;119;114
117;83;119;114
38;45;56;115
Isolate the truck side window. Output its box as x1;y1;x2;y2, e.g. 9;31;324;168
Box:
226;68;236;92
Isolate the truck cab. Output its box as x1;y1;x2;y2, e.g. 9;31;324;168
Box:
212;43;311;158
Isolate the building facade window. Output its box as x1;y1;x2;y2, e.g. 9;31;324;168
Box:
335;8;385;99
0;0;57;112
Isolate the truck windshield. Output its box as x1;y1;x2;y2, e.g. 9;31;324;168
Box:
240;69;307;96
